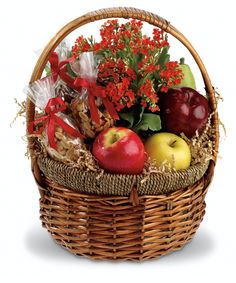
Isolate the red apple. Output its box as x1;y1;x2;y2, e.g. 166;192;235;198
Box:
160;87;209;138
92;127;145;174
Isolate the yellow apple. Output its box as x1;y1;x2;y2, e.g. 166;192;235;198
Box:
145;132;191;170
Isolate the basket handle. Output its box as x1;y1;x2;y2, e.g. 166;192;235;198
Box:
26;7;219;185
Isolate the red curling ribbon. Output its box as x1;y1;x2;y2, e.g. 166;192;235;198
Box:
49;52;81;92
28;97;84;149
74;78;119;125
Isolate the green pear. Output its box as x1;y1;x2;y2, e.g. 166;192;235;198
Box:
174;58;196;90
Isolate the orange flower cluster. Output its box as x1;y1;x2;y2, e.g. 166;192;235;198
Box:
72;19;183;113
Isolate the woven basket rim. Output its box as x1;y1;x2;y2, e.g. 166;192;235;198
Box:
37;155;209;197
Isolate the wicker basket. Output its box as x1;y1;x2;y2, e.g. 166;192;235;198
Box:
26;7;219;261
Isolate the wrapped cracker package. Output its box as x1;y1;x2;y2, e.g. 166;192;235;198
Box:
70;52;118;138
26;77;84;162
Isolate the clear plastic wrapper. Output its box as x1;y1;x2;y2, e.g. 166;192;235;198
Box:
45;40;80;102
56;39;72;61
70;52;116;138
70;51;99;103
53;40;78;100
45;40;72;76
26;77;84;162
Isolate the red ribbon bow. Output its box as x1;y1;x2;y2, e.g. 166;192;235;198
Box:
28;97;84;149
74;78;119;125
49;52;81;92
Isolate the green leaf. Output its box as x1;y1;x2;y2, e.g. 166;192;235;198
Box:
119;112;135;127
130;81;138;93
67;63;77;78
138;74;152;87
136;106;144;124
117;50;126;59
157;46;170;68
133;113;161;132
45;63;51;76
119;106;144;128
87;35;94;46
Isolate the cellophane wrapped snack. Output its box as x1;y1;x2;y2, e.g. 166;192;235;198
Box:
70;52;115;138
26;77;84;162
46;40;79;111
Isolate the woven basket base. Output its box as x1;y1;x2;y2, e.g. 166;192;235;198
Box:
39;177;208;261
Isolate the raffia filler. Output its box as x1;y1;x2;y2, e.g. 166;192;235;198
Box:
36;113;214;196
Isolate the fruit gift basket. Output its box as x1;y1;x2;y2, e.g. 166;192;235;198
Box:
26;7;219;261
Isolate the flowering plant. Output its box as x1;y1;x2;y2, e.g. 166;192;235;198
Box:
72;20;183;133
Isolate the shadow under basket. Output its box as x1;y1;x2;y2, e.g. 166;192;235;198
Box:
26;7;219;261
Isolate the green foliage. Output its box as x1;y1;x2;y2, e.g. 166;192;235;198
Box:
119;106;161;134
133;113;161;132
45;63;51;76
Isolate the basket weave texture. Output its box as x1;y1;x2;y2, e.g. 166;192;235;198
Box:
38;156;209;196
26;7;219;261
40;178;207;261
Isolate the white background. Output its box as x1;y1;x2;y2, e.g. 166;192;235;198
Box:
1;0;235;282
